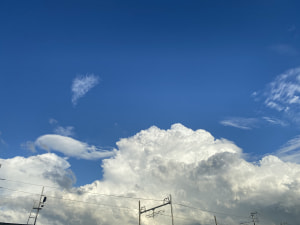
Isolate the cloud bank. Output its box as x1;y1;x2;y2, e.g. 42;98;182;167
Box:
1;124;300;225
71;74;99;106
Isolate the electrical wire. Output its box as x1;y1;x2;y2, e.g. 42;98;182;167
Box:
174;202;248;219
0;186;137;212
0;177;163;202
0;186;40;196
0;179;264;221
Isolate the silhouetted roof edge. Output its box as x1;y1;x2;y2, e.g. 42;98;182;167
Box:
0;223;27;225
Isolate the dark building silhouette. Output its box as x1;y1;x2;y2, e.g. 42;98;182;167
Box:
0;223;27;225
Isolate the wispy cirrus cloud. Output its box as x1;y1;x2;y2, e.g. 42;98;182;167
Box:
220;116;288;130
259;67;300;123
49;118;58;125
220;117;259;130
71;74;100;106
270;44;299;56
262;116;288;127
49;118;75;137
0;131;7;146
276;135;300;163
53;126;75;137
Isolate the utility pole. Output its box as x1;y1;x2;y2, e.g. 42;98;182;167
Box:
139;195;174;225
250;212;258;225
170;195;174;225
27;186;47;225
138;201;141;225
214;215;218;225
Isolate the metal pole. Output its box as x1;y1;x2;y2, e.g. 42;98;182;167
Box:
27;201;35;224
33;186;44;225
251;214;255;225
170;194;174;225
250;212;257;225
214;215;218;225
139;200;141;225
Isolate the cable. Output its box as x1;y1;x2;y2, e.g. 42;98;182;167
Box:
0;186;137;212
0;178;47;187
174;202;248;219
0;186;40;196
0;180;263;222
47;195;135;211
0;178;162;202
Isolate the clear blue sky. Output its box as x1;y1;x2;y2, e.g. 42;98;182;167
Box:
1;0;300;186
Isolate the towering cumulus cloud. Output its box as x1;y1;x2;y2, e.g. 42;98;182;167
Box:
1;124;300;224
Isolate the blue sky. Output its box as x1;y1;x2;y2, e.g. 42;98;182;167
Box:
1;0;300;179
1;1;300;224
1;0;300;180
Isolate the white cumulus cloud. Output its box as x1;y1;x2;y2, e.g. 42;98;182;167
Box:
71;74;99;106
1;124;300;225
35;134;114;160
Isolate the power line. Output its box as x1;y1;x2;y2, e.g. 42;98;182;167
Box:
48;194;136;211
0;186;40;196
174;202;248;219
0;180;263;222
0;186;137;212
0;178;162;202
0;178;48;188
159;211;213;223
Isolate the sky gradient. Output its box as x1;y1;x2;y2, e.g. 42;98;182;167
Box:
1;1;300;224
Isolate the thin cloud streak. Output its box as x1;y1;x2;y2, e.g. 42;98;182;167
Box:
220;117;258;130
0;131;6;145
276;135;300;163
71;74;99;106
220;117;288;130
262;116;288;127
270;44;299;56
